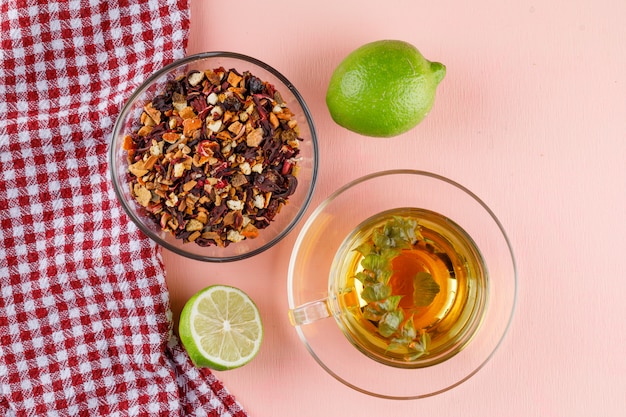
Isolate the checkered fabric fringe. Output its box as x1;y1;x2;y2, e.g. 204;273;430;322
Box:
0;1;247;415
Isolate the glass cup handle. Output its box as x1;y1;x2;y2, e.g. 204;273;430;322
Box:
288;298;331;326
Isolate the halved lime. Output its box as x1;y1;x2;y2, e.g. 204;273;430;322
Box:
179;285;263;370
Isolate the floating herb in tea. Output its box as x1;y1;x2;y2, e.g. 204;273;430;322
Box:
354;216;441;360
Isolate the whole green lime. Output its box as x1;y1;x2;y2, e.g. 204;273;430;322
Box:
326;40;446;137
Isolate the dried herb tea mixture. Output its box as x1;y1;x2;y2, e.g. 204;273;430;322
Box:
123;67;302;247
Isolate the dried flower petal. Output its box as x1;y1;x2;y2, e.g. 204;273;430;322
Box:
125;66;304;246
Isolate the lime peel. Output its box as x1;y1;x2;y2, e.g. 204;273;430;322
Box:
326;39;446;138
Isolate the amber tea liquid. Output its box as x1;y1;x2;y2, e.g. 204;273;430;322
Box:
330;208;488;368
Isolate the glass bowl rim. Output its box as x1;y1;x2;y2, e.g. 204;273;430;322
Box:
108;51;319;262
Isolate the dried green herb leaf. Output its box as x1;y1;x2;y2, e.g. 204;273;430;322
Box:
356;216;434;356
413;271;440;307
372;228;394;250
355;241;373;256
363;251;394;271
378;295;402;313
386;341;405;352
361;282;391;302
378;310;404;338
361;253;386;273
363;304;384;321
407;346;427;361
400;316;417;340
354;271;373;284
374;216;419;250
378;268;393;285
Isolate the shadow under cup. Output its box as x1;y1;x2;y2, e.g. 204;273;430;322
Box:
287;170;516;399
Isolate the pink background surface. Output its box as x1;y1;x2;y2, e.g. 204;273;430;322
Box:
163;0;626;415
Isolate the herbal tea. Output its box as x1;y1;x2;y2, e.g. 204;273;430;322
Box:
330;208;488;368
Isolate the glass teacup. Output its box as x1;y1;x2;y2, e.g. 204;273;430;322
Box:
287;170;516;398
289;207;488;368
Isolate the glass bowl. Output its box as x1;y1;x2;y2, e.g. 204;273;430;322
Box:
288;170;516;399
109;52;318;262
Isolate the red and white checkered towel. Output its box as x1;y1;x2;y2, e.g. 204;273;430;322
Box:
0;0;247;415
